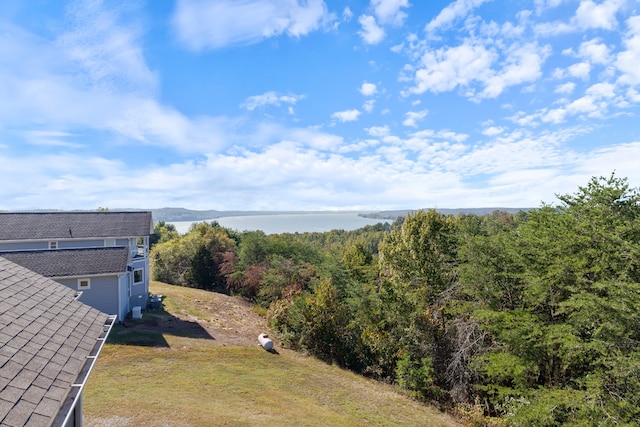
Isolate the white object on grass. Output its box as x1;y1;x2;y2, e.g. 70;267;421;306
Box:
258;333;273;351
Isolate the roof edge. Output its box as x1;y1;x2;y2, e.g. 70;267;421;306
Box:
55;314;117;427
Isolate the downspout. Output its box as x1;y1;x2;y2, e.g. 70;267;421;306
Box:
117;274;122;323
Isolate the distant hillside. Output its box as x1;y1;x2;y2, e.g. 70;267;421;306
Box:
151;207;531;222
150;208;294;222
150;208;392;222
361;207;530;220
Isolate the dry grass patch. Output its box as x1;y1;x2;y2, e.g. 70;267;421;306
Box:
84;282;462;426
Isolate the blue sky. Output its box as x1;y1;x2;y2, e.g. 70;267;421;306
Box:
1;0;639;211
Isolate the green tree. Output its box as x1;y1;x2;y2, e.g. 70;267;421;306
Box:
464;174;640;424
227;232;323;302
379;209;457;305
150;222;236;291
376;210;458;400
150;220;179;248
187;222;236;291
269;278;353;366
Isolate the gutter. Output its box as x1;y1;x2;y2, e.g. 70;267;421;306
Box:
49;272;125;280
54;314;117;427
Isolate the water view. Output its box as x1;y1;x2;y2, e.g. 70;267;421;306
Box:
170;212;387;235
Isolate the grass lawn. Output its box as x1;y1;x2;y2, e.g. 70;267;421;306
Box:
83;282;462;426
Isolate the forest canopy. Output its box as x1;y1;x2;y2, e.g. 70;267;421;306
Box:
150;174;640;426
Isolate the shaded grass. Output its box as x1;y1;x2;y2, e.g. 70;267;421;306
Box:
84;283;462;426
106;325;168;347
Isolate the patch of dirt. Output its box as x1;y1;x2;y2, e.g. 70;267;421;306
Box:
122;290;272;348
177;292;270;346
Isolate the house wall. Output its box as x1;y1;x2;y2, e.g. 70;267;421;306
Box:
0;239;110;251
118;274;129;321
56;276;121;319
129;258;149;310
58;239;104;249
0;241;48;251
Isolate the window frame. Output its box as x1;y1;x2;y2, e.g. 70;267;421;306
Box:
133;268;144;285
78;278;90;290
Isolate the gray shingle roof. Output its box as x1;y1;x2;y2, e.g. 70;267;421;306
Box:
0;211;153;241
0;256;113;427
0;247;130;278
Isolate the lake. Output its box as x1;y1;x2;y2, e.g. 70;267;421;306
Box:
170;212;387;235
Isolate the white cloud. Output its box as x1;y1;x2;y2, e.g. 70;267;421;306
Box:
409;42;495;94
426;0;491;33
479;42;550;99
331;109;361;122
57;1;157;95
515;79;621;125
566;95;598;115
403;110;429;127
105;97;235;152
628;88;640;102
573;0;625;31
0;6;243;155
482;126;504;136
363;99;376;112
568;61;591;79
535;0;625;35
408;40;549;99
533;0;568;15
578;39;611;64
576;142;640;183
241;91;305;110
286;128;344;150
21;130;84;148
0;17;124;123
434;130;469;143
172;0;333;50
358;15;385;44
555;82;576;94
586;82;616;98
371;0;410;26
616;16;640;85
360;82;378;96
366;125;390;137
357;0;410;44
541;108;568;124
343;7;353;21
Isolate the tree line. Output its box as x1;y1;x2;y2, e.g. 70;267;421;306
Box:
150;174;640;426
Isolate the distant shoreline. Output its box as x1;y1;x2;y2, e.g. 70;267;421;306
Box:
153;207;530;222
150;208;378;223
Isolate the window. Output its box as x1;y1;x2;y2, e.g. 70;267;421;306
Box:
78;278;90;290
133;269;144;285
49;241;58;249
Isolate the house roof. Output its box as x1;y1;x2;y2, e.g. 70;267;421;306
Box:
0;211;153;241
0;247;130;278
0;256;114;427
